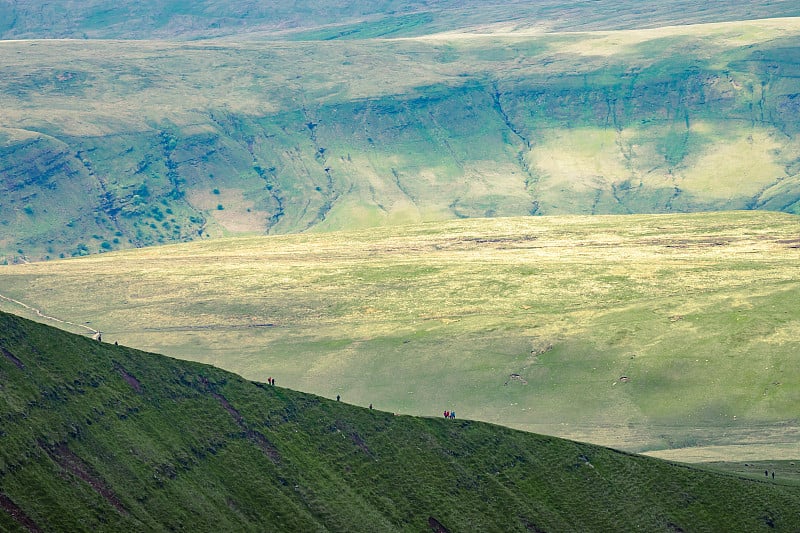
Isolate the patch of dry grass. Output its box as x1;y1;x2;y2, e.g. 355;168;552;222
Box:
1;211;799;461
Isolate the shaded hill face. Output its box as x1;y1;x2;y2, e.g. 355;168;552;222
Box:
2;310;800;531
2;0;799;40
2;19;800;262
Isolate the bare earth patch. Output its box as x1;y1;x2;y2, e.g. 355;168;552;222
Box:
114;363;142;393
1;346;24;369
41;442;127;515
0;492;42;532
187;188;269;234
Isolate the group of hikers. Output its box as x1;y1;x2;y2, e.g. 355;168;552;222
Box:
273;378;457;419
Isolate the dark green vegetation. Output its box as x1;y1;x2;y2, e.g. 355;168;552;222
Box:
2;310;800;532
2;12;800;262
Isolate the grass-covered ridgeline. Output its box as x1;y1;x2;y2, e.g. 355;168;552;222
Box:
1;310;800;531
1;211;798;460
3;17;800;262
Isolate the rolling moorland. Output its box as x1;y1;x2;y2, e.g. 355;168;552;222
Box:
2;1;800;527
1;9;800;262
3;0;800;40
2;211;798;462
2;310;800;532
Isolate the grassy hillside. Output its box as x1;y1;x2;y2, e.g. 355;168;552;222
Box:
2;17;800;262
2;0;799;40
2;310;800;532
2;211;798;461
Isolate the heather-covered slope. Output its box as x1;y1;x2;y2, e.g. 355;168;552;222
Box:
1;310;799;531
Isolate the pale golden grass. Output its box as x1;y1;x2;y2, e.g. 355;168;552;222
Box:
645;444;800;463
0;127;42;144
414;17;800;53
528;123;798;213
529;128;630;192
552;18;800;57
307;154;424;230
681;130;788;199
1;212;799;462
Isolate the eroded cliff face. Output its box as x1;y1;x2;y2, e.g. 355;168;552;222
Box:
2;32;799;262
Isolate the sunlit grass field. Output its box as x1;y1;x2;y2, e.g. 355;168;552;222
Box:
2;211;798;461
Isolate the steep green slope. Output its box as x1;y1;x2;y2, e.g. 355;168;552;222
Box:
2;0;798;40
2;211;798;460
2;310;799;532
3;19;800;262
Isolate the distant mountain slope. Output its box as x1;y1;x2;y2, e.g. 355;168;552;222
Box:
2;310;800;531
1;0;799;40
2;19;800;262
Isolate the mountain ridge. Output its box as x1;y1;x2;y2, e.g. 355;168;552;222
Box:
2;309;800;531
